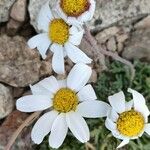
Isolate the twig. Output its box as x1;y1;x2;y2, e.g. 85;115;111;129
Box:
84;31;107;71
85;142;96;150
84;24;135;81
5;111;42;150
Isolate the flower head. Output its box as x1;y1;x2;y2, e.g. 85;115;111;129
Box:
16;63;110;148
56;0;96;26
28;1;92;74
105;89;150;149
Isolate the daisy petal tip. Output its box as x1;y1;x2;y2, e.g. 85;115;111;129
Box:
31;135;42;145
117;139;129;149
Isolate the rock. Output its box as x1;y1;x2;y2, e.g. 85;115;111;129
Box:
7;19;22;35
40;61;52;77
96;27;120;44
107;36;117;52
0;0;15;23
134;15;150;29
13;87;24;98
0;84;14;119
28;0;57;32
0;110;32;150
0;35;52;87
89;70;97;83
116;34;129;43
10;0;27;22
96;26;129;52
90;0;150;29
79;37;95;58
122;29;150;62
28;0;150;31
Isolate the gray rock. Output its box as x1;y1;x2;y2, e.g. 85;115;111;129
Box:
0;35;41;87
0;0;16;23
122;29;150;62
96;26;129;52
107;36;117;52
91;0;150;29
28;0;150;31
0;84;14;119
134;15;150;29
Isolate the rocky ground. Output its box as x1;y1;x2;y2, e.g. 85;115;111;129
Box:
0;0;150;150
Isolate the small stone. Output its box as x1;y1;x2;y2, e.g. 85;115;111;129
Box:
10;0;27;22
134;15;150;29
96;27;120;44
89;70;97;83
7;19;22;35
117;42;124;52
122;28;150;62
57;74;67;80
0;84;14;119
79;36;95;58
40;61;52;77
107;36;117;51
13;87;24;98
0;35;41;87
116;34;129;43
0;0;16;23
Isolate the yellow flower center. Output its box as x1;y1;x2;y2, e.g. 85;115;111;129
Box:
49;19;69;44
53;88;79;113
117;110;145;137
60;0;90;17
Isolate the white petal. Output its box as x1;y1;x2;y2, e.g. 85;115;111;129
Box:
16;95;51;112
51;44;65;74
38;76;59;94
49;113;68;148
27;33;51;59
105;117;116;132
66;112;90;143
69;26;79;35
77;84;97;101
78;0;95;22
117;139;130;149
58;79;67;88
78;11;91;23
37;1;53;32
68;29;84;46
55;0;68;21
67;63;92;92
108;91;126;113
128;88;150;117
144;124;150;135
67;17;83;27
125;100;133;111
27;33;48;49
31;111;58;144
30;84;53;97
77;100;110;118
107;108;119;122
112;131;126;140
65;43;92;64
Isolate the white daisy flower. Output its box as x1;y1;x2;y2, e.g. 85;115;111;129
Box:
55;0;96;26
16;63;110;149
28;1;92;74
105;89;150;149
